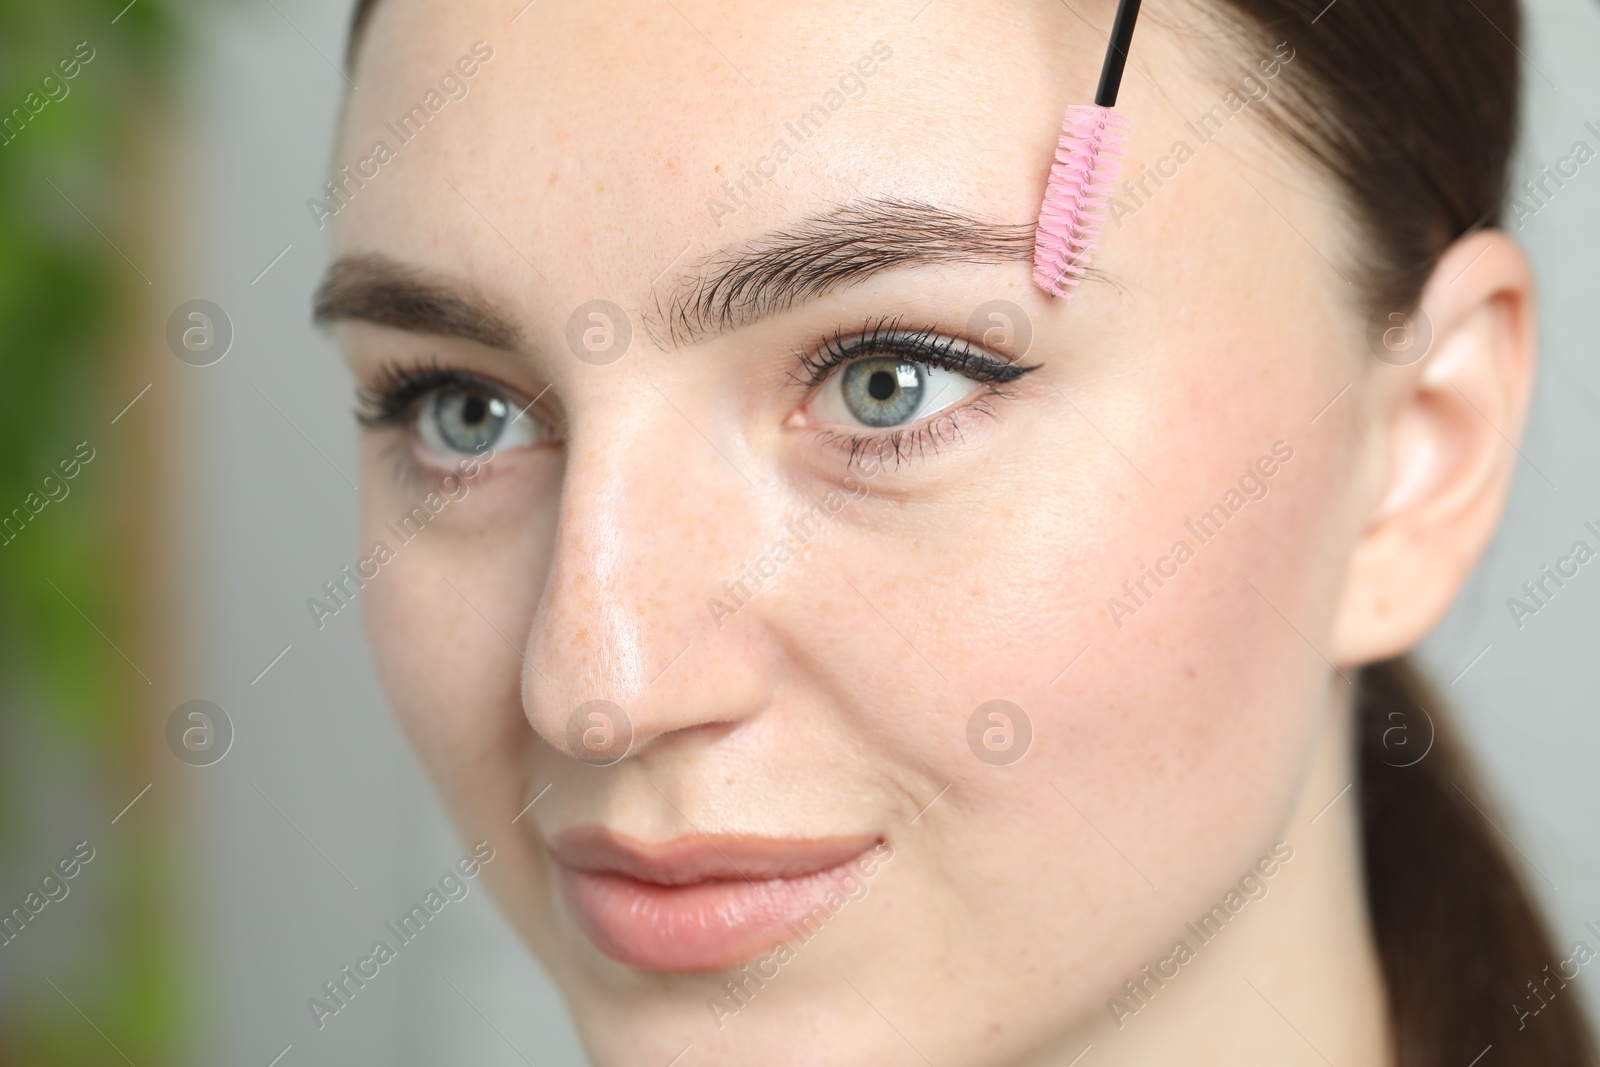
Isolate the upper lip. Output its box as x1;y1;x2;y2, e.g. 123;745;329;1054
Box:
549;826;879;886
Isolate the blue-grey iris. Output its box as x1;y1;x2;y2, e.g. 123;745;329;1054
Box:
841;358;925;427
432;386;508;454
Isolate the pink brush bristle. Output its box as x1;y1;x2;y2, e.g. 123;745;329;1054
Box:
1031;104;1130;299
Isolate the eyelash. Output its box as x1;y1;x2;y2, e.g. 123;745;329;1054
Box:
355;356;514;431
354;318;1038;475
793;316;1039;470
355;357;539;489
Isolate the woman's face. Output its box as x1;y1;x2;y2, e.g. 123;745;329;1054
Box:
326;0;1381;1062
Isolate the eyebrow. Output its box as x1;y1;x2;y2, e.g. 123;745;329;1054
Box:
312;199;1037;349
655;199;1035;346
313;253;522;349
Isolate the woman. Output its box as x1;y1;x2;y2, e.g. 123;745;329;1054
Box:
312;0;1596;1062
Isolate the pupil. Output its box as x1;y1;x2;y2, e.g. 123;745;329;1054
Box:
867;370;897;402
462;394;487;425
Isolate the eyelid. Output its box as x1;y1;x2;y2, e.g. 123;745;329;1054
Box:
355;357;545;431
790;317;1039;472
357;360;557;490
793;316;1039;391
813;397;1009;471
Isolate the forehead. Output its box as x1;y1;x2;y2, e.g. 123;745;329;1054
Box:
333;0;1124;301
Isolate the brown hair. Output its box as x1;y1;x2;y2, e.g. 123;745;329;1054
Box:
1201;0;1595;1061
340;0;1595;1061
1207;0;1520;314
1360;661;1595;1065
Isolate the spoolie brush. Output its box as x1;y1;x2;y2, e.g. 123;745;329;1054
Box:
1032;0;1143;299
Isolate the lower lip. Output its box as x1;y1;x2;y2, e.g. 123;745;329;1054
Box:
556;855;869;972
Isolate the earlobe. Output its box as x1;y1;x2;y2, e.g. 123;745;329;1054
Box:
1330;231;1538;665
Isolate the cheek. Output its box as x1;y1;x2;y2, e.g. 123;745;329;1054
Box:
1052;379;1349;881
360;525;576;973
358;479;547;796
734;457;1337;1028
767;322;1351;978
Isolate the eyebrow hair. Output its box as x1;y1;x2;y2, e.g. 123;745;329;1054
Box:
311;199;1041;351
653;199;1036;347
313;253;522;350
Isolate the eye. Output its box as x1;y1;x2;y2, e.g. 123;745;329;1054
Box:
788;319;1039;461
812;357;980;431
417;382;549;459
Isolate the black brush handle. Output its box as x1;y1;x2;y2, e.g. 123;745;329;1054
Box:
1094;0;1143;107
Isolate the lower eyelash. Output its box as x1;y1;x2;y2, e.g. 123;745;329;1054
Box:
356;358;538;490
815;394;1005;471
794;317;1035;470
375;436;433;493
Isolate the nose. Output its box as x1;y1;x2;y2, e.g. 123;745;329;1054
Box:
521;372;776;761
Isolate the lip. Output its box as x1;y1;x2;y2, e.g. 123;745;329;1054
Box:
549;826;881;972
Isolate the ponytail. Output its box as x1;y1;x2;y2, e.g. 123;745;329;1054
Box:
1358;658;1597;1065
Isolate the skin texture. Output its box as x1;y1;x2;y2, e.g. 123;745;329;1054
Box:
321;0;1537;1063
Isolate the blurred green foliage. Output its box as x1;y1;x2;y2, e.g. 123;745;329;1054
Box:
1;0;186;1062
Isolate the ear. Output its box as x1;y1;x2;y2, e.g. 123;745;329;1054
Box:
1330;231;1538;665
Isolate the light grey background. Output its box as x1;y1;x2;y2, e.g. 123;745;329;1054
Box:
1425;0;1600;966
159;1;1600;1064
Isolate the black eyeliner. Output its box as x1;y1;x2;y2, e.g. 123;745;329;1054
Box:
794;315;1040;389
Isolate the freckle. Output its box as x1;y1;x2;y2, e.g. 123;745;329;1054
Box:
714;164;722;173
548;172;560;187
594;180;605;192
